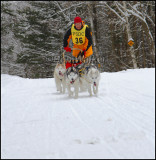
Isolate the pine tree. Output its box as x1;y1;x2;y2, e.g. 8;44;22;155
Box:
14;2;67;78
1;2;22;75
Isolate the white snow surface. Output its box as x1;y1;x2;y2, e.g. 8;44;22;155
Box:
1;68;155;159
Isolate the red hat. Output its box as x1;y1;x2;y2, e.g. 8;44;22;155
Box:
74;16;82;24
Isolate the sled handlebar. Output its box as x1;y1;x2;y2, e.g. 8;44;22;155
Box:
71;48;83;52
62;48;85;64
63;48;83;53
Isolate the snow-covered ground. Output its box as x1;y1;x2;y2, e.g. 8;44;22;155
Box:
1;68;155;159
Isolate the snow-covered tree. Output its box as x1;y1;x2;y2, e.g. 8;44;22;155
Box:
1;1;25;76
1;1;155;78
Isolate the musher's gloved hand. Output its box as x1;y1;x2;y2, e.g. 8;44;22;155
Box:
64;47;71;52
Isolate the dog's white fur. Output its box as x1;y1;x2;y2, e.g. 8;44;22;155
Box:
81;66;100;96
54;63;66;93
66;67;79;99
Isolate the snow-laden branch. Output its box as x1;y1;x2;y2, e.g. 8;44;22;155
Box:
50;2;85;20
145;14;155;27
128;3;144;19
1;60;23;67
102;2;126;23
99;11;108;17
126;9;154;42
115;2;126;17
128;3;155;27
53;1;71;22
126;9;145;22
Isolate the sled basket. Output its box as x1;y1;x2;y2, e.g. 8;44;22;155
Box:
65;61;82;69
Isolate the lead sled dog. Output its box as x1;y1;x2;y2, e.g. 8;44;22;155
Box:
66;66;79;99
79;64;100;96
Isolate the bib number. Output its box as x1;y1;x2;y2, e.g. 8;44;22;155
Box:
75;37;83;44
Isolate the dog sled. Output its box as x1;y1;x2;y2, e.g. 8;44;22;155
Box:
61;48;101;81
62;48;92;69
65;60;82;69
59;47;101;77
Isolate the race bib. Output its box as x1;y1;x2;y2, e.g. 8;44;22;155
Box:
71;24;87;45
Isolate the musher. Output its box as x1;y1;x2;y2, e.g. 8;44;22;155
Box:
63;16;93;63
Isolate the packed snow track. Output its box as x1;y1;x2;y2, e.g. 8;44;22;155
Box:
1;68;155;159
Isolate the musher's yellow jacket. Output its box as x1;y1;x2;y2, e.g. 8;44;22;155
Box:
63;21;93;58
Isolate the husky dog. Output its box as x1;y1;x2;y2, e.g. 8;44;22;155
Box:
66;66;79;99
54;63;66;93
81;64;100;96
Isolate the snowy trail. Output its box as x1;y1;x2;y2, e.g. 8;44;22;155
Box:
1;68;155;159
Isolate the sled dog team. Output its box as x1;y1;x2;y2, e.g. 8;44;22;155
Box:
54;63;100;99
